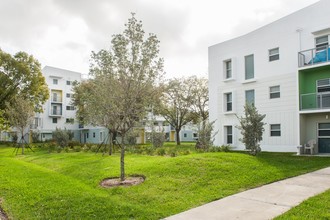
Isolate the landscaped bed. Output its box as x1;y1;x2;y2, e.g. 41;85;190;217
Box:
0;144;329;219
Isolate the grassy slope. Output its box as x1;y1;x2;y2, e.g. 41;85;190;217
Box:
0;146;329;219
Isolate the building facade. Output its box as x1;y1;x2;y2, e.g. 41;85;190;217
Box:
30;66;197;144
209;0;330;153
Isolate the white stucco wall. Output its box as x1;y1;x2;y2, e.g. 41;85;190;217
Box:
209;0;330;152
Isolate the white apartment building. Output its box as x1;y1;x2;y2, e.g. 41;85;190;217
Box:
209;0;330;153
32;66;197;144
32;66;82;141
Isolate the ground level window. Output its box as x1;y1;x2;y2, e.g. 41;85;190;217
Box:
225;126;233;144
52;118;57;124
270;124;281;136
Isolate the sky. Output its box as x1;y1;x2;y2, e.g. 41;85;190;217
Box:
0;0;319;78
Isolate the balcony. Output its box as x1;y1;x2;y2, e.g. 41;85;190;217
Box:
300;92;330;110
298;46;330;68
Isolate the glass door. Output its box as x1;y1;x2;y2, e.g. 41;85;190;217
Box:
318;123;330;153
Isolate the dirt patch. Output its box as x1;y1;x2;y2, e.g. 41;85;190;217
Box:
100;175;145;188
0;199;8;220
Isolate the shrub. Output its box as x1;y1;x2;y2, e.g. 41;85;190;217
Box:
167;149;177;157
31;131;40;143
220;145;232;152
74;145;82;152
144;146;155;155
68;141;81;148
47;142;57;153
156;148;166;156
90;145;99;152
56;146;62;153
52;128;70;148
151;132;165;148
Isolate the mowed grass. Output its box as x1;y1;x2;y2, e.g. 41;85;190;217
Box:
275;189;330;220
0;144;330;219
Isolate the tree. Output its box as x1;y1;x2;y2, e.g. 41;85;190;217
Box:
0;49;49;114
236;103;266;156
196;119;217;151
157;78;195;145
73;13;164;181
189;76;209;122
5;96;35;154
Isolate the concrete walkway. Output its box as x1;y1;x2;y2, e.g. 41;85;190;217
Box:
164;167;330;220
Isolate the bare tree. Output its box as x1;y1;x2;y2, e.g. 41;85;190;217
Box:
5;97;35;154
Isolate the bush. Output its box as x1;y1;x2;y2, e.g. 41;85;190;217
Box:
167;149;177;157
90;145;99;152
151;132;165;148
156;148;166;156
144;146;155;156
74;145;82;152
47;142;57;153
31;131;40;143
56;146;62;153
220;145;232;152
68;141;81;148
52;128;70;148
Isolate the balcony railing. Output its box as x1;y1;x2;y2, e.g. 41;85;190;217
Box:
51;109;62;116
298;46;330;67
51;96;62;103
300;92;330;110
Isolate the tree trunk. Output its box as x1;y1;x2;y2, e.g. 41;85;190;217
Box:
176;129;181;145
120;133;125;181
21;130;25;155
108;130;113;155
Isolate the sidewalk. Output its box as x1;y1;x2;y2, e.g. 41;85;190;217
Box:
164;167;330;220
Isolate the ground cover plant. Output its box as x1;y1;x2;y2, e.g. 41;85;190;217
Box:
0;144;329;219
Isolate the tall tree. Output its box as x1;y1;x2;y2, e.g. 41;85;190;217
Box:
189;76;209;122
5;97;35;154
157;78;194;145
0;49;49;114
73;13;164;181
236;103;266;156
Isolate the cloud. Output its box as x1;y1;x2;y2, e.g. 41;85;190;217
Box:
0;0;320;77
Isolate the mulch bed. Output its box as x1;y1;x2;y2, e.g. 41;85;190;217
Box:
100;175;145;188
0;199;8;220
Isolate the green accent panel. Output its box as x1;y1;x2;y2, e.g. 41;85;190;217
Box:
299;66;330;94
299;65;330;109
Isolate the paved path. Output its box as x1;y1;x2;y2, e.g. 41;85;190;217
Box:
164;167;330;220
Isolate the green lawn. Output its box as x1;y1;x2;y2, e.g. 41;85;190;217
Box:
0;144;329;219
275;189;330;220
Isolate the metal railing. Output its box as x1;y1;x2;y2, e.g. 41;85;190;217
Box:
51;96;62;102
298;45;330;67
51;109;62;116
300;92;330;110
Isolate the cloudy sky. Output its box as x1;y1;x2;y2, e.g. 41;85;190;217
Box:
0;0;319;78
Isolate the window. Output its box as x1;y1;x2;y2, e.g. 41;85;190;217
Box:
225;93;232;111
193;133;198;138
245;54;254;80
270;124;281;136
224;59;232;79
269;48;279;61
66;118;74;123
270;86;280;99
245;90;255;105
66;93;72;98
93;132;96;138
225;126;233;144
53;79;58;85
66;80;71;85
153;122;158;126
86;133;89;139
52;118;57;124
66;106;75;111
100;131;103;142
317;79;330;93
184;133;187;138
315;35;328;51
